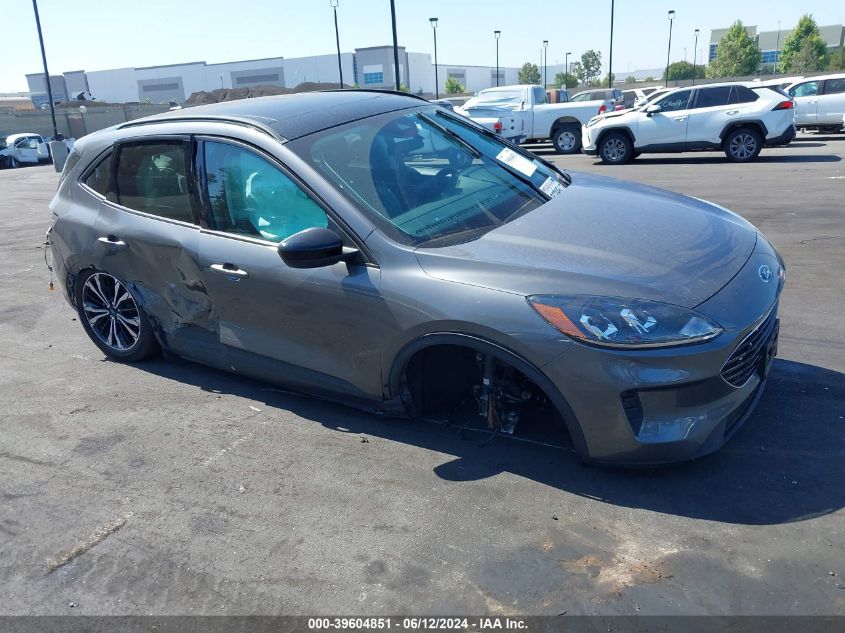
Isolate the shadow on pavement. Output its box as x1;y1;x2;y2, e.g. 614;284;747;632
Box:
135;356;845;527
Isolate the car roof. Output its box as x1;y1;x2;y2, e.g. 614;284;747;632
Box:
118;90;427;141
787;72;845;86
6;133;42;142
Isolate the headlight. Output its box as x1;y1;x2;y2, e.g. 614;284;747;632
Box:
585;117;601;128
527;295;722;348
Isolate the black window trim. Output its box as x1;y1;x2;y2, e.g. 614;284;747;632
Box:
193;134;376;265
101;135;203;228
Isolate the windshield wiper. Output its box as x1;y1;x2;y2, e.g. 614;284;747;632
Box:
416;112;482;159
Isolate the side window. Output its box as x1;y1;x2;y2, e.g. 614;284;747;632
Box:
693;87;732;109
730;85;759;103
789;82;818;97
657;90;692;112
823;78;845;95
203;141;328;242
115;141;193;223
83;152;115;199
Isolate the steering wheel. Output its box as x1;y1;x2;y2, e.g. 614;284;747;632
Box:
434;166;459;193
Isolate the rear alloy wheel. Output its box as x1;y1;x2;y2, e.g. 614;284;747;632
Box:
724;127;762;162
598;132;633;165
552;124;582;154
75;270;159;362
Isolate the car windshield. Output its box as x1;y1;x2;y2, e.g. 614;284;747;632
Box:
288;107;569;247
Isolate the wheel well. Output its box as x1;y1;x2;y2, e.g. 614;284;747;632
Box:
595;126;635;149
389;336;588;456
550;117;581;135
720;121;767;145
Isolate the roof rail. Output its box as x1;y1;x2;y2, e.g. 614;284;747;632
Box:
118;114;284;140
319;88;430;102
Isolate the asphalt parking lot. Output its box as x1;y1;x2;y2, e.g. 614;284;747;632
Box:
1;133;844;617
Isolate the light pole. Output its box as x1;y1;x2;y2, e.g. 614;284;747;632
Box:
608;0;615;88
692;28;699;85
430;17;439;98
494;30;501;86
774;20;781;75
330;0;343;88
389;0;401;90
31;0;58;139
542;40;548;88
565;51;571;89
665;9;675;87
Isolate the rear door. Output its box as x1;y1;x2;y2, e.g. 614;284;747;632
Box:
819;77;845;125
788;80;820;126
88;138;206;353
685;86;735;146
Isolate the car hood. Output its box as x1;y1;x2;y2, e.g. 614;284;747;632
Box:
414;171;758;308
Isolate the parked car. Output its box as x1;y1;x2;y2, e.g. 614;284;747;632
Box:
583;82;796;164
0;133;50;168
786;73;845;133
48;90;785;465
634;87;673;108
571;88;623;108
456;84;609;154
430;98;455;111
621;86;663;110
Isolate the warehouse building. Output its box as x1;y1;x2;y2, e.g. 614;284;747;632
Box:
709;23;844;67
26;46;520;106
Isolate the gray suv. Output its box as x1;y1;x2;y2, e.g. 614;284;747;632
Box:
49;90;784;464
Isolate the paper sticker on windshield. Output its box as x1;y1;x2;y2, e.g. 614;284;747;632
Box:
540;177;565;198
495;148;536;178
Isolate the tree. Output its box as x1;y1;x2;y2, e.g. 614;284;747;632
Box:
444;77;464;94
575;50;602;85
781;14;829;73
625;75;637;83
663;60;706;81
643;76;656;82
554;72;578;89
518;62;541;85
829;46;845;71
707;20;761;78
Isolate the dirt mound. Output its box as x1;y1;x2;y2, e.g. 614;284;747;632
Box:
184;81;348;106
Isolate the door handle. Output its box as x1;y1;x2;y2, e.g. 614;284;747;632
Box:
726;110;739;115
97;235;127;253
209;263;249;279
674;117;687;122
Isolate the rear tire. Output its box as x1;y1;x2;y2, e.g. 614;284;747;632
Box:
75;269;159;362
819;125;842;134
724;127;762;162
9;157;19;168
598;132;634;165
551;124;582;154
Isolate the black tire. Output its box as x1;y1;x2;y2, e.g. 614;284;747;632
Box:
75;269;159;362
598;132;634;165
551;124;582;154
724;127;762;162
819;125;842;134
9;157;19;168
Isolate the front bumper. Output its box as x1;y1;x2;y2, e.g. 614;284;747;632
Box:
543;237;783;464
582;127;599;155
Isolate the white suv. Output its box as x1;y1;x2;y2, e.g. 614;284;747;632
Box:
787;73;845;133
582;83;796;164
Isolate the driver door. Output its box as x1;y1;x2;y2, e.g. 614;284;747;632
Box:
636;89;692;148
15;138;40;164
195;137;390;399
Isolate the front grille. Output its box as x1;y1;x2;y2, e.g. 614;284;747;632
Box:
720;308;779;388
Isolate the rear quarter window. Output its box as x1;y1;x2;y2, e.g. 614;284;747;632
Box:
83;152;115;200
58;149;82;186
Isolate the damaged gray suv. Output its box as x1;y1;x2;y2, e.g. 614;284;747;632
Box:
48;90;785;464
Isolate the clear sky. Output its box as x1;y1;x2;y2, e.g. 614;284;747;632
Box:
3;0;842;92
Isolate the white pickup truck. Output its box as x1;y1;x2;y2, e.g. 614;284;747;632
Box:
455;84;609;154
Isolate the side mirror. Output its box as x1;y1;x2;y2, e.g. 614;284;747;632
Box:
277;227;357;269
646;104;662;116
